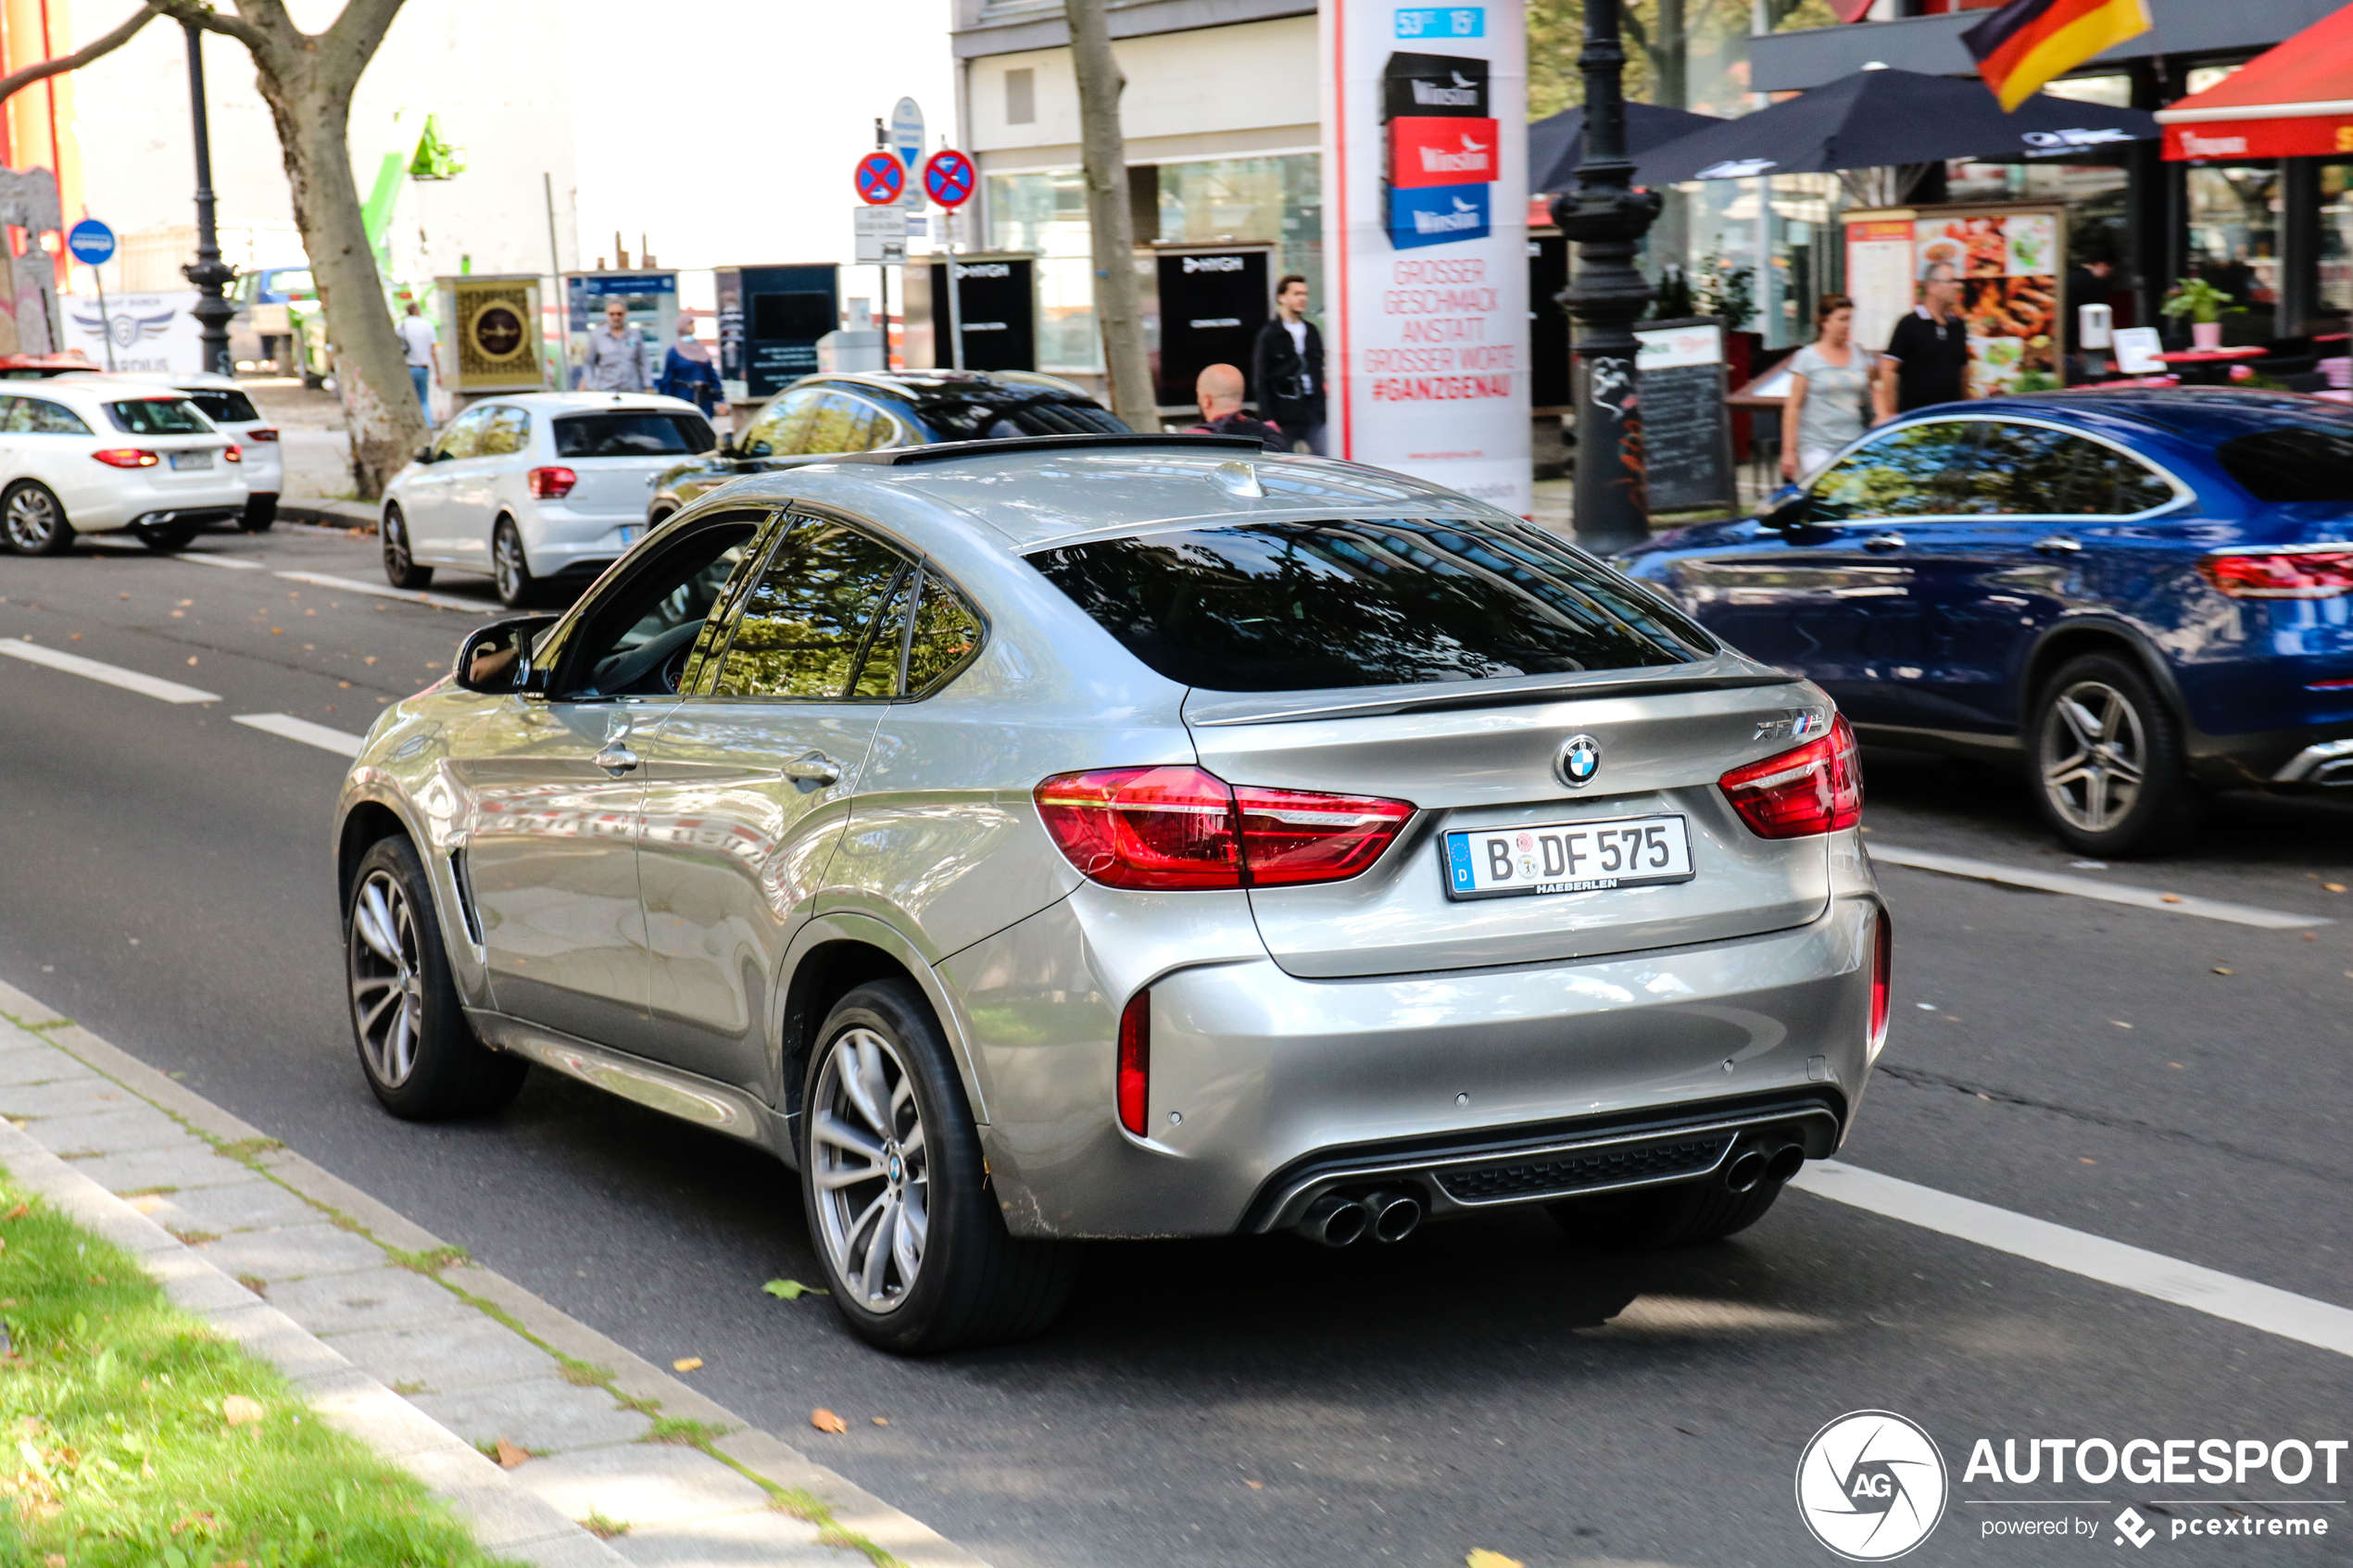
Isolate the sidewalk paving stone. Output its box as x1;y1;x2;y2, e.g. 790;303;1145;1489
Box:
201;1219;404;1280
132;1176;321;1234
63;1144;259;1194
602;1508;840;1567
0;1047;101;1085
267;1264;482;1336
0;1079;148;1117
330;1311;567;1394
411;1374;656;1454
509;1443;775;1528
24;1102;197;1155
204;1300;362;1382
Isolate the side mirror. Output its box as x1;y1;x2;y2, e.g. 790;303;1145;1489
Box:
745;440;774;459
1758;487;1812;533
414;445;434;464
455;615;560;694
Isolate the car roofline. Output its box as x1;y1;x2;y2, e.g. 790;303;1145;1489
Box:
826;433;1264;466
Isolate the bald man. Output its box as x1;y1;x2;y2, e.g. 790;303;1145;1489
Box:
1184;362;1289;452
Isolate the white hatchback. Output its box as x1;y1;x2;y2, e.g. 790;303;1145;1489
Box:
0;379;246;556
379;392;717;607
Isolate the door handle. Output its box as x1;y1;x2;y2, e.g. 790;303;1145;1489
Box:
1862;532;1906;553
781;751;841;788
594;745;640;776
2034;534;2083;556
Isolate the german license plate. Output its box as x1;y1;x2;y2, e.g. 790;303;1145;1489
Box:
618;525;642;545
1443;814;1695;899
169;450;212;470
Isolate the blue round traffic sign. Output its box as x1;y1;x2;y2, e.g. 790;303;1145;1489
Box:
924;148;975;209
855;152;905;207
66;219;115;267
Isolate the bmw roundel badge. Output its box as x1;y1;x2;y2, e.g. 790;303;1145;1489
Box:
1554;734;1602;789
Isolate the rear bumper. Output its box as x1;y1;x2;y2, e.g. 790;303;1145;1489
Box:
522;503;644;573
73;481;248;532
945;882;1884;1240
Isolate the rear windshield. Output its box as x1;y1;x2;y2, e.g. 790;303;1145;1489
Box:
925;396;1128;440
105;398;212;436
1027;518;1715;692
2216;427;2353;504
182;389;259;425
554;411;714;458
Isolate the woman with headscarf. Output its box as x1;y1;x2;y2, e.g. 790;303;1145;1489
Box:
656;310;724;417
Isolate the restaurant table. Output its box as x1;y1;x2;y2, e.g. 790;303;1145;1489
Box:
2151;346;2266;386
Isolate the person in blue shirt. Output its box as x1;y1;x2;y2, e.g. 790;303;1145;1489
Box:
656;310;723;416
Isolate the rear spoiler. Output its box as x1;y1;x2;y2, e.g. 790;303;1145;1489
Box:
1185;667;1805;727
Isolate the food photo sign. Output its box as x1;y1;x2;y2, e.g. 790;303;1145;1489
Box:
1843;203;2067;397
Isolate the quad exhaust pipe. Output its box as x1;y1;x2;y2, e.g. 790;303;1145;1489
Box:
1294;1188;1424;1248
1725;1141;1808;1193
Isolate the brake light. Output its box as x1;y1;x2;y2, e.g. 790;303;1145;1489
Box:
2199;550;2353;599
528;465;578;499
244;427;279;443
1870;907;1893;1055
1034;765;1414;891
1718;714;1863;838
223;445;242;463
1116;990;1151;1135
92;448;157;468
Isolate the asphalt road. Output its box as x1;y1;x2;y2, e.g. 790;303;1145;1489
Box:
4;523;2352;1567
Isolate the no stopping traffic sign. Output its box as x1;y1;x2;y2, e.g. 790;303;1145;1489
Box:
855;152;906;207
924;149;976;209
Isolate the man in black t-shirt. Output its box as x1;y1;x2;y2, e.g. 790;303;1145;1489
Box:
1875;261;1969;419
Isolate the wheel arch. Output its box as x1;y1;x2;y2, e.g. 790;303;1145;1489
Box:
774;914;989;1148
2020;617;2187;726
336;797;412;909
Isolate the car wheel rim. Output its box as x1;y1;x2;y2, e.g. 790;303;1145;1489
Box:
6;488;54;549
2040;679;2145;834
811;1027;927;1313
496;532;522;599
348;870;425;1088
384;513;409;573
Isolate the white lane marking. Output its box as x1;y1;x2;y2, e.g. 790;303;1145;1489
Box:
273;570;488;614
1794;1160;2353;1360
1869;844;2324;930
232;712;366;757
172;552;265;571
0;640;219;704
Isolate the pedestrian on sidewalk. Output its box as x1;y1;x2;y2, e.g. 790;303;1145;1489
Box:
656;310;723;417
1186;362;1288;451
576;300;649;392
396;301;438;427
1874;260;1968;419
1780;293;1876;483
1251;273;1327;455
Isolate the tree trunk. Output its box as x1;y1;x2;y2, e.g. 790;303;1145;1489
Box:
1064;0;1156;432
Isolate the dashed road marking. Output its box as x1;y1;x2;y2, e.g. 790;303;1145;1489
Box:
232;712;366;757
171;552;265;571
1869;844;2324;930
0;640;219;703
273;569;488;614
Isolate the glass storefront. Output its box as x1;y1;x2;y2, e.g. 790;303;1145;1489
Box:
2185;165;2281;312
2320;165;2353;316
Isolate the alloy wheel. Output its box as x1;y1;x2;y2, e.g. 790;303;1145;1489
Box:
495;527;525;603
6;486;57;552
811;1027;929;1312
2039;678;2145;834
384;511;412;575
348;869;425;1088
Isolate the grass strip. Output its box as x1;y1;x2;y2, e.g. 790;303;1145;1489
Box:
0;1166;521;1567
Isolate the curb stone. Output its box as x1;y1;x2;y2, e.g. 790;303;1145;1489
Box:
0;977;995;1568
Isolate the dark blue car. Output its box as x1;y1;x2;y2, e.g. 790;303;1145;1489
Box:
1618;389;2353;855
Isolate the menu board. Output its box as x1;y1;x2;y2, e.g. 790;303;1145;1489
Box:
1634;317;1735;515
1843;204;2066;398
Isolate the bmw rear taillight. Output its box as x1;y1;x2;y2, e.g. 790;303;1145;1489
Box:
528;465;578;499
1034;765;1413;891
92;448;157;468
245;427;279;443
1116;990;1151;1135
1869;907;1893;1056
2199;550;2353;599
1718;714;1863;838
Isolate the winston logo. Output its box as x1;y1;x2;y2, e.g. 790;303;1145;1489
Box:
1413;197;1483;235
1411;70;1481;107
1795;1411;1948;1561
1417;132;1492;175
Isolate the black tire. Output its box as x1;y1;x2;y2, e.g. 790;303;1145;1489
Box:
344;835;526;1120
134;521;195;553
800;980;1077;1353
242;494;278;532
2028;651;2200;857
1;480;70;556
1547;1176;1783;1252
382;504;433;588
492;518;539;608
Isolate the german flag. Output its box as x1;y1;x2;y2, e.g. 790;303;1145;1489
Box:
1962;0;2152;112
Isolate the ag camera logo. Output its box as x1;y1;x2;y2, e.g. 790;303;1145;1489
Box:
1796;1411;1948;1561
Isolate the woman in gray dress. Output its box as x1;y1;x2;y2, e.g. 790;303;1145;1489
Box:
1780;294;1878;483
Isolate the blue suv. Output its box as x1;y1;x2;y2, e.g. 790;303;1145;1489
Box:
1618;390;2353;855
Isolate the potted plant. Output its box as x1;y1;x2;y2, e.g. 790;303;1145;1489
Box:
2163;277;2233;351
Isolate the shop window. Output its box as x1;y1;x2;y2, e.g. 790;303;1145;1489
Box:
2185;166;2280;314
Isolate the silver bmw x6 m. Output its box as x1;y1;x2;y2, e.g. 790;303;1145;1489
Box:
333;433;1890;1353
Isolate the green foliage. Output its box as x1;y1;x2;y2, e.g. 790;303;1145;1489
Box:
1692;258;1755;331
0;1173;517;1568
2161;277;2232;324
1528;0;1842;119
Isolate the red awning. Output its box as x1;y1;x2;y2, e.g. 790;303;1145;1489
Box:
2157;2;2353;160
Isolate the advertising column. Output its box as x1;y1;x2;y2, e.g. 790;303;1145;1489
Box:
1322;1;1529;515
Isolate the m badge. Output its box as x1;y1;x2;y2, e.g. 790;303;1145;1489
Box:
1554;734;1602;789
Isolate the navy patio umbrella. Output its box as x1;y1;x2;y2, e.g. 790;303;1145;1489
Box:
1636;67;2159;184
1528;102;1724;194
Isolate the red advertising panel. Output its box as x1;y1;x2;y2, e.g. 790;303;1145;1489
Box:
1389;116;1501;188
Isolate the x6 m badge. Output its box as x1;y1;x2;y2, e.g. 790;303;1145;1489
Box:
1554;734;1602;788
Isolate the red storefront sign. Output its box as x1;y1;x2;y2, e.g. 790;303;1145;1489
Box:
2166;119;2353;161
2156;5;2353;163
1390;116;1501;188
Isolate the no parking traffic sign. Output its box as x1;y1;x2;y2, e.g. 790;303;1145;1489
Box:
924;149;975;209
855;152;905;207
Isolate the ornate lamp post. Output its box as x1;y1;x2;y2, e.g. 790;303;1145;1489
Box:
180;20;235;377
1550;0;1662;554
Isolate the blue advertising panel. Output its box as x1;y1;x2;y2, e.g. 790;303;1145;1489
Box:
1386;182;1491;250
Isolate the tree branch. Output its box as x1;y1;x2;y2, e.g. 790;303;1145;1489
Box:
142;0;271;57
0;6;154;108
320;0;405;73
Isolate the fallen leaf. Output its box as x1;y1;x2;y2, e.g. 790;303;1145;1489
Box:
2111;1021;2132;1029
811;1409;849;1435
2328;884;2347;894
2169;1062;2185;1070
494;1438;529;1469
762;1278;827;1300
672;1357;703;1373
2212;967;2233;975
222;1395;264;1426
2159;894;2183;904
1;1205;23;1221
872;1416;889;1426
1245;1479;1264;1490
2079;1158;2096;1165
2304;932;2319;941
1466;1553;1525;1568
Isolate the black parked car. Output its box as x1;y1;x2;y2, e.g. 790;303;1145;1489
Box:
647;370;1128;524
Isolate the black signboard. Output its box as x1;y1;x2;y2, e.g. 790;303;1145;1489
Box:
921;257;1036;372
1381;51;1490;119
716;264;838;401
1153;247;1270;409
1631;316;1736;515
1529;232;1569;408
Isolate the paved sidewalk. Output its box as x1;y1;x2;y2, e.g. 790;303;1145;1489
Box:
0;977;990;1568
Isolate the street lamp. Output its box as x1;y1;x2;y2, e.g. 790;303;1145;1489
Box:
179;20;234;377
1551;0;1662;554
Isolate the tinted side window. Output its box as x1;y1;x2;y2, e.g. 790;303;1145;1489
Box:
712;518;910;699
800;392;870;456
477;406;531;458
2216;427;2353;503
554;412;712;458
1810;422;1979;520
2070;441;2176;515
1954;423;2082;515
566;521;761;697
0;395;32;433
747;387;822;456
26;399;90;435
106;398;210;436
434;406;493;460
904;571;985;694
185;389;259;424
